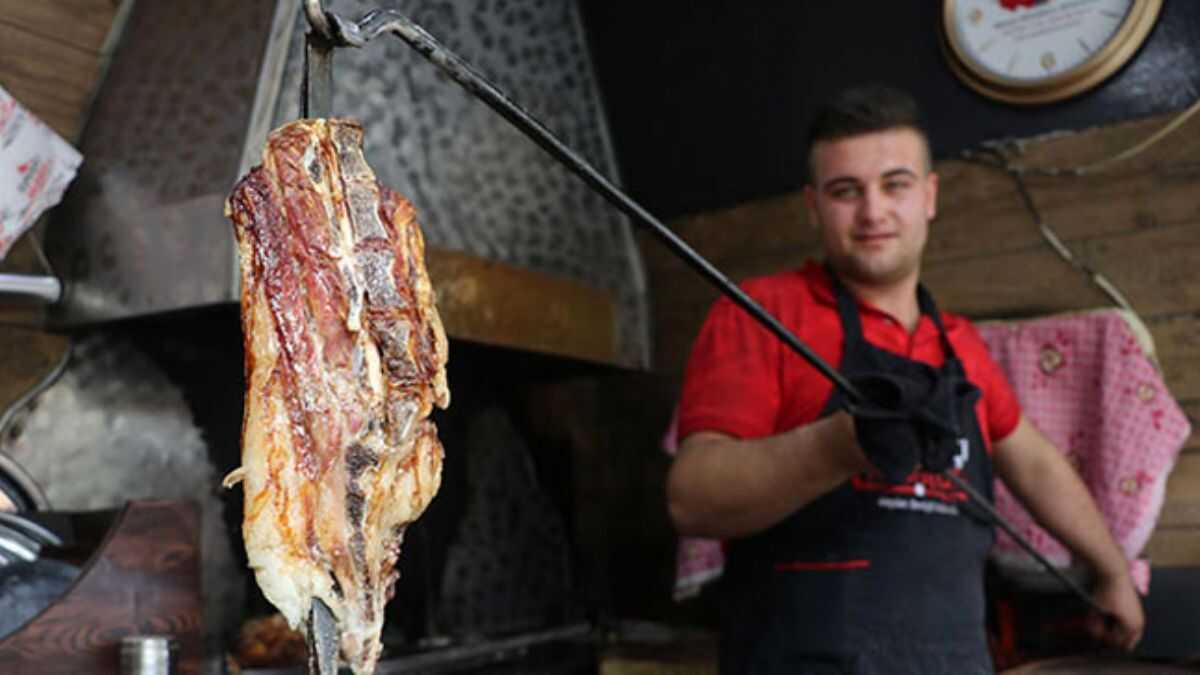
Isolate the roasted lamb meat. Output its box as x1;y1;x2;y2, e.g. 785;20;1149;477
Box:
223;118;449;674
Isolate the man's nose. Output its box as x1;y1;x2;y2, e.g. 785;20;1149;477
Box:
857;185;887;225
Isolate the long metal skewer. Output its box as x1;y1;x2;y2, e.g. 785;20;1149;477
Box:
302;7;340;674
307;598;339;675
309;6;865;406
301;2;1116;626
944;472;1110;618
302;0;334;118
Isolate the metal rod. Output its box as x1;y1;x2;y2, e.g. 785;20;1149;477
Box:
0;273;62;304
306;597;339;675
325;9;865;405
302;30;334;119
303;0;334;41
943;471;1113;619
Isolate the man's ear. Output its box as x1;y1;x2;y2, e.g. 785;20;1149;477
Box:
925;171;939;221
804;184;819;226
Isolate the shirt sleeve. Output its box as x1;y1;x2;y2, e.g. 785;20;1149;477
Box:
960;322;1022;442
676;292;783;441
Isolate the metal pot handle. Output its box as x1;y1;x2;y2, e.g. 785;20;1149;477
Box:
0;274;62;305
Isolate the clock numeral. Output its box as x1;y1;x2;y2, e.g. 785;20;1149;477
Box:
1007;52;1020;74
1041;51;1057;72
1078;37;1092;54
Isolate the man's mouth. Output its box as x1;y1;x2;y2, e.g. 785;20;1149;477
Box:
853;232;898;244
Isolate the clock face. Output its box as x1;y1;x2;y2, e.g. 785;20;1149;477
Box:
947;0;1133;83
942;0;1162;103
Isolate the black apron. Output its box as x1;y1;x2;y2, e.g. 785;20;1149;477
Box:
720;273;996;675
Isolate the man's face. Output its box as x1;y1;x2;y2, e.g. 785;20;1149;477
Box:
804;128;938;288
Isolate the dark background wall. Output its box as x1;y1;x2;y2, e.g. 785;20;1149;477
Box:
582;1;1200;219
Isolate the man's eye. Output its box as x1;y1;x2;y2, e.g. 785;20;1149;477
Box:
831;186;861;199
884;180;912;193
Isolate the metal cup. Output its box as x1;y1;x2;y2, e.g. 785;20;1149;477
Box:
120;635;177;675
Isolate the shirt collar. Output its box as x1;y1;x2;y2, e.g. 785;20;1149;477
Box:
803;258;942;340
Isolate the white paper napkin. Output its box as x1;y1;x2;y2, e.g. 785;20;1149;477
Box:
0;85;83;261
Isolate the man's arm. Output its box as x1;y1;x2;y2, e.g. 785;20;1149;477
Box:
666;411;869;539
992;415;1145;650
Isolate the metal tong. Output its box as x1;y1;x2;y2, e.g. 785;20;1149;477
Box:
298;0;1116;648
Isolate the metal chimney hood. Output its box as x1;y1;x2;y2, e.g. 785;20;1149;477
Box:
45;0;649;369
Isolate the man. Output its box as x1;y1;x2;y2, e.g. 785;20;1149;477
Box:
666;84;1143;673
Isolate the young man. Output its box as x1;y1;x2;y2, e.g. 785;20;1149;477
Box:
666;84;1143;673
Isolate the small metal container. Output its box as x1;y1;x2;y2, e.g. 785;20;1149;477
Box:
120;635;177;675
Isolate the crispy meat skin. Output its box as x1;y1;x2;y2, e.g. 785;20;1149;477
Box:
224;118;449;675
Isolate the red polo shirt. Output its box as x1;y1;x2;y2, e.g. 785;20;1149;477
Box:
677;261;1021;449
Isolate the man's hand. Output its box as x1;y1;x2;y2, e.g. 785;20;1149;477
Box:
994;418;1148;652
844;372;928;483
1089;572;1145;651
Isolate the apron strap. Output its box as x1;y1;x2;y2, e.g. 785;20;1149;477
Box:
827;265;865;345
916;284;963;363
825;264;959;363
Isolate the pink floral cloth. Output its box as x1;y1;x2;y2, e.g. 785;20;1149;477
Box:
662;410;726;600
979;310;1191;595
666;309;1191;600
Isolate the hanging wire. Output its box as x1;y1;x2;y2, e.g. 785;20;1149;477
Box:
1009;170;1136;313
967;94;1200;177
1071;97;1200;175
957;95;1200;315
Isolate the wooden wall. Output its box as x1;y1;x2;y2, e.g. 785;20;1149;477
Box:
643;108;1200;567
0;0;124;141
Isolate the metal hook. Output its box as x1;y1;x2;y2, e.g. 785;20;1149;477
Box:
304;0;334;40
302;0;336;118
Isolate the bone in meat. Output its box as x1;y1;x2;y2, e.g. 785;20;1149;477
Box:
223;118;449;675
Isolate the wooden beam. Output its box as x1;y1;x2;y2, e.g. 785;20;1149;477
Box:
641;194;820;373
0;22;103;139
1148;315;1200;403
1158;451;1200;528
923;223;1200;319
932;162;1200;265
644;192;817;272
0;0;120;54
1181;400;1200;453
1143;526;1200;567
425;247;619;366
0;325;70;429
987;108;1200;175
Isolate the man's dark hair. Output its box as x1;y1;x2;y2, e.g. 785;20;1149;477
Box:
805;84;931;183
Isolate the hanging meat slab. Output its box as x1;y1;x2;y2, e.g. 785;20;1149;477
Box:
223;118;449;674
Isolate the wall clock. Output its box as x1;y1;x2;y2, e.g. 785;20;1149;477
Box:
941;0;1163;105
